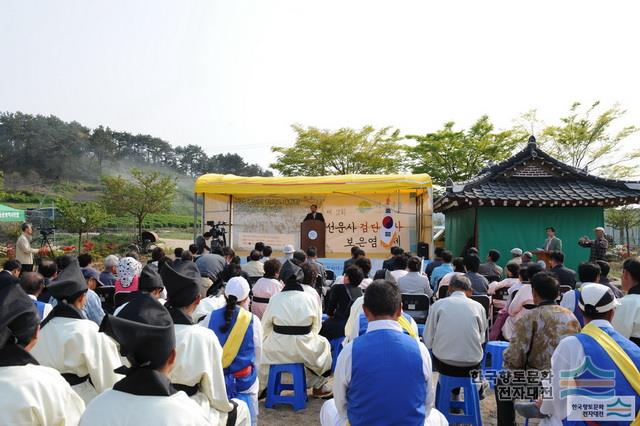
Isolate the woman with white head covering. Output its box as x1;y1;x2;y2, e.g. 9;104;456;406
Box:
114;257;143;294
200;277;262;425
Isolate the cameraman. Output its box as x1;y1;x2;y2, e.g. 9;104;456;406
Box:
16;223;40;273
194;231;212;255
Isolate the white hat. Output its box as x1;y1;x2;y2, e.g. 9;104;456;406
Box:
578;283;620;314
595;226;605;232
283;244;295;254
511;248;523;256
225;276;250;301
523;251;533;258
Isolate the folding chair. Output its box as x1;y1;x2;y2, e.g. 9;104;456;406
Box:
401;293;430;325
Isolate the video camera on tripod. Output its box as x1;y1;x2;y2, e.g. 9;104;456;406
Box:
39;227;56;237
206;221;228;248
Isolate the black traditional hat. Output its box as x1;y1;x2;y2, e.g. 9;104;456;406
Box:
48;259;88;301
138;265;164;292
159;261;200;307
100;294;174;369
280;261;304;286
0;284;39;348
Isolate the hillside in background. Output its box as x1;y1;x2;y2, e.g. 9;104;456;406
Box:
0;111;272;215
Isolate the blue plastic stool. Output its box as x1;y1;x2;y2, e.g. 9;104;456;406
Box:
264;363;307;411
483;341;509;388
330;336;345;372
436;374;482;426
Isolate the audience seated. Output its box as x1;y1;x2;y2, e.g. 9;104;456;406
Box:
251;259;284;320
496;272;580;425
382;246;403;271
561;262;603;327
548;251;576;289
430;250;453;292
434;256;465;298
389;254;409;282
321;266;364;340
424;247;444;279
0;284;85;424
321;280;447;426
611;256;640;346
259;262;332;398
100;254;119;287
464;254;489;295
354;257;373;290
424;276;488;393
487;262;521;310
242;250;265;277
479;249;503;277
502;263;543;341
398;256;432;297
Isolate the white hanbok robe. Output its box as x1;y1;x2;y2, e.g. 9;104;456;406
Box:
259;287;332;390
0;363;85;425
31;316;123;404
193;294;226;321
80;389;210;426
170;323;250;425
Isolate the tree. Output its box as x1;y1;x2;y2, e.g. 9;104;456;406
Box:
271;125;405;176
206;153;272;176
538;102;640;178
407;116;523;185
605;206;640;256
101;169;177;239
88;126;116;176
56;199;109;252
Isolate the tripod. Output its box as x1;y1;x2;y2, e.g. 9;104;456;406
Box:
37;232;55;257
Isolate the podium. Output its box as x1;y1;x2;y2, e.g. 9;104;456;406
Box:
533;250;552;269
300;220;326;258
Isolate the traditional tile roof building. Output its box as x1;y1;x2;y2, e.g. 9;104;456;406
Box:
435;136;640;269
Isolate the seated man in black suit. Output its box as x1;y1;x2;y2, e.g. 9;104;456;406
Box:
548;251;576;289
303;204;325;222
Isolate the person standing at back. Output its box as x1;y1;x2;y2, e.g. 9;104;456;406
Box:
16;222;39;273
578;226;609;262
542;226;562;252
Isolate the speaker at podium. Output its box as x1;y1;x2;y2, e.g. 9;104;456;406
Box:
300;220;326;258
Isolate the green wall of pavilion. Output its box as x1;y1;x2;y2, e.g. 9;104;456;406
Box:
446;206;604;271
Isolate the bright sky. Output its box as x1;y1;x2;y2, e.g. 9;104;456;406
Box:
2;0;639;171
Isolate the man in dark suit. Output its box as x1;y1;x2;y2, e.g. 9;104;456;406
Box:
548;251;576;289
303;204;325;222
382;246;404;270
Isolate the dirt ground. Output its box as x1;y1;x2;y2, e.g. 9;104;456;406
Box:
258;374;539;426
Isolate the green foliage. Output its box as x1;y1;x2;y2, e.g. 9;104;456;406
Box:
606;207;640;253
0;111;271;186
534;102;639;178
271;125;405;176
56;199;109;250
101;169;177;238
407;116;523;185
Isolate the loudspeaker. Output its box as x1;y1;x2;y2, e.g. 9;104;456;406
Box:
417;242;429;259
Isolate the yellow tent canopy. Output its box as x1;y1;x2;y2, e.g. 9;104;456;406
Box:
194;173;432;195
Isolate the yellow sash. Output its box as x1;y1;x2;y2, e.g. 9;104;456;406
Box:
397;315;417;338
222;308;252;369
582;323;640;425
